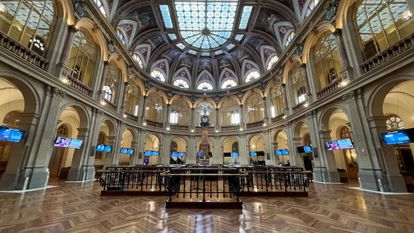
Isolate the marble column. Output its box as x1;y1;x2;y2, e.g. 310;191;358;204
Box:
161;135;171;165
140;96;147;123
187;136;196;164
130;140;138;165
238;135;248;165
215;107;220;131
239;104;245;129
265;130;273;165
301;64;311;99
283;83;293;115
104;136;117;168
262;96;269;124
164;104;171;129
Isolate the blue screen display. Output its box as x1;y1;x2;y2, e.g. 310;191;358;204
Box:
68;139;83;149
96;144;105;152
120;148;128;154
104;145;112;152
0;127;25;143
171;152;186;157
337;139;354;149
250;151;257;157
231;152;239;157
382;130;412;145
303;146;313;153
276;149;289;155
127;149;134;155
54;136;71;148
145;150;159;156
196;151;202;157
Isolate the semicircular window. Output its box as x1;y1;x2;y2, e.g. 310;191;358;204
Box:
197;82;214;91
173;79;190;89
175;0;238;50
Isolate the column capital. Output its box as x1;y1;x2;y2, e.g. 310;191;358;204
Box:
333;28;342;36
68;24;78;33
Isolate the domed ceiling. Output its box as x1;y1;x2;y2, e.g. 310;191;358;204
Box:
98;0;316;93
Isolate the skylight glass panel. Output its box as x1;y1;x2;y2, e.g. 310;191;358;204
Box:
188;49;197;55
202;52;210;57
176;43;186;50
239;6;253;30
160;5;173;29
226;43;235;50
168;34;177;40
235;34;244;41
175;0;238;50
215;50;224;55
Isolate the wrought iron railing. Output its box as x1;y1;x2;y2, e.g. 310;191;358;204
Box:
100;170;166;193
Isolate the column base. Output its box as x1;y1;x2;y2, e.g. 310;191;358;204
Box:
313;167;340;183
0;167;49;190
358;169;407;192
67;165;95;181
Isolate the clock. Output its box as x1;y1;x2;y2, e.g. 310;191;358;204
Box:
200;115;209;127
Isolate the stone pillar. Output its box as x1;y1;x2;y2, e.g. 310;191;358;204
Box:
301;64;311;99
53;25;77;76
117;81;128;113
130;140;138;165
283;83;293;115
315;130;340;182
212;137;222;164
187;136;196;164
333;29;353;79
140;95;147;122
344;91;406;192
265;130;273;165
67;128;91;181
164;103;171;128
161;135;171;165
136;130;146;165
92;60;107;100
189;107;195;130
104;136;117;168
239;104;245;129
215;107;220;130
273;142;280;165
238;135;248;165
262;96;269;124
292;137;305;168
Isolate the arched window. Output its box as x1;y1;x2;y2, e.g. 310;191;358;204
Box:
221;98;240;126
311;32;342;90
102;85;112;102
66;30;99;87
116;29;127;45
289;63;307;105
145;93;164;123
245;70;260;83
221;79;237;89
267;55;279;70
151;70;165;82
0;0;56;56
170;100;189;125
284;31;295;47
124;84;140;116
245;93;265;123
269;82;285;117
305;0;320;18
197;82;213;91
93;0;107;17
173;79;189;89
102;62;121;103
386;115;404;131
132;53;143;68
356;0;413;59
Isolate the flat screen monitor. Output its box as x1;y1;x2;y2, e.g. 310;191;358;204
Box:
296;146;305;153
337;139;354;149
120;148;128;154
54;136;71;148
276;149;289;155
127;149;134;155
326;141;340;151
250;151;257;157
196;151;202;157
304;146;313;153
231;152;239;157
96;144;105;152
0;127;25;143
104;145;112;152
145;150;159;156
382;130;413;145
68;139;83;149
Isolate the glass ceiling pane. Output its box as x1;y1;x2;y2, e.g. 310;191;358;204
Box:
239;6;252;30
160;5;173;29
175;0;239;50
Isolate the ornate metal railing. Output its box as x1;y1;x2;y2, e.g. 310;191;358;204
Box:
61;66;92;96
0;32;48;70
146;120;164;128
360;32;414;73
170;124;188;130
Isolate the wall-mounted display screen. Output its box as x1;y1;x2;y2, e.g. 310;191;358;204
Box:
144;150;159;156
304;146;313;153
104;145;112;152
231;152;239;157
250;151;257;157
54;136;71;148
96;144;105;152
326;141;340;151
337;139;354;149
0;127;25;143
171;152;186;157
276;149;289;155
68;139;83;149
120;148;128;154
127;149;134;154
196;151;202;157
382;129;414;145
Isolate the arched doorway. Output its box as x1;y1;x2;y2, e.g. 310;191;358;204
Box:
144;134;160;165
248;135;265;165
293;121;313;170
119;129;135;165
95;120;116;169
223;137;239;165
170;137;187;164
273;130;290;166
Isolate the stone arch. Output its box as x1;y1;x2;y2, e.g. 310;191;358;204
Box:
241;88;264;105
107;53;128;82
302;22;336;64
75;18;109;61
59;0;76;25
57;103;90;129
218;95;240;108
318;104;350;131
282;56;302;83
194;98;217;109
146;88;169;104
169;95;193;108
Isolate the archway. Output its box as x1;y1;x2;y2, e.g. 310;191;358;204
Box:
248;135;265;165
95;119;116;168
293;121;313;170
170;136;187;164
144;134;160;165
223;137;239;165
49;105;89;181
195;137;214;164
0;78;24;176
119;129;135;165
273;130;289;166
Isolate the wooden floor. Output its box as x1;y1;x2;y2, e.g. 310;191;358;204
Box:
0;182;414;233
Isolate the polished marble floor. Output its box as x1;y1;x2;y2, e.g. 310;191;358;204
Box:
0;181;414;233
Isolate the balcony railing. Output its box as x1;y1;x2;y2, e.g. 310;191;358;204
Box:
103;99;117;111
61;67;92;96
170;124;189;131
247;121;264;129
146;120;163;128
292;103;305;113
271;114;285;123
360;32;414;74
317;79;340;99
221;125;240;131
0;32;48;70
124;112;138;121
